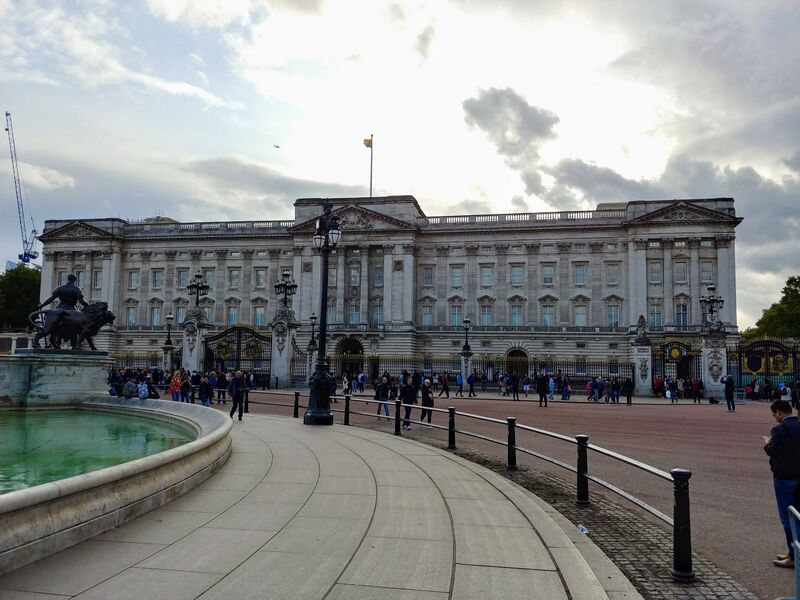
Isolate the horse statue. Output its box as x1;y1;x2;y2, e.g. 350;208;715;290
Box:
29;302;116;351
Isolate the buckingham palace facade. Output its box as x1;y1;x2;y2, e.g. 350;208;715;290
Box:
37;195;741;362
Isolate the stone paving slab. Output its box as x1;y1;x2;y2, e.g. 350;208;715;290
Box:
0;414;642;599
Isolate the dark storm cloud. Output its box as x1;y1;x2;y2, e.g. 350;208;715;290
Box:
510;195;529;211
544;159;665;203
415;25;435;60
783;150;800;173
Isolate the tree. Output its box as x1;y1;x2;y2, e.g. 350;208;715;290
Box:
745;275;800;338
0;265;41;329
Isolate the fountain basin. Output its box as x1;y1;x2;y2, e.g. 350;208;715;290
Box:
0;398;232;574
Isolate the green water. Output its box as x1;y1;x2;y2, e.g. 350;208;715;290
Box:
0;409;196;494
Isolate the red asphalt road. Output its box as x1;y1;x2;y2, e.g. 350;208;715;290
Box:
234;391;784;600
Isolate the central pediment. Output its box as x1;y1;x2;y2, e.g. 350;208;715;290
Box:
39;221;116;241
626;201;741;227
289;204;415;233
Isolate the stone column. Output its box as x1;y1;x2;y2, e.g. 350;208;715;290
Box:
436;245;450;324
726;237;737;330
139;251;152;324
103;248;122;316
382;245;394;325
402;245;415;324
240;249;254;324
335;250;346;323
214;250;227;324
85;252;95;303
524;243;539;324
293;246;304;321
662;240;674;327
689;238;701;326
557;243;571;324
267;248;282;309
700;332;727;401
630;240;647;326
311;250;322;321
359;245;369;325
270;302;298;389
495;244;510;324
39;251;55;304
716;237;732;326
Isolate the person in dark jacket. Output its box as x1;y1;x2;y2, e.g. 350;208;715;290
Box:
400;376;418;430
723;375;736;412
227;370;247;421
764;399;800;568
420;379;434;424
623;377;634;406
374;376;391;419
536;373;548;407
199;376;213;407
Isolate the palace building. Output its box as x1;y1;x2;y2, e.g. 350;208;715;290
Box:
37;195;741;378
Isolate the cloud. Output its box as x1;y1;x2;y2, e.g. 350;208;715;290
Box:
510;195;529;211
783;150;800;173
13;162;76;191
448;199;492;215
415;25;435;60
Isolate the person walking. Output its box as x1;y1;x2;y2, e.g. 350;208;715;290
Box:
480;371;488;392
455;372;464;397
510;373;520;402
180;373;192;403
764;399;800;568
199;376;213;407
439;372;450;398
420;378;434;425
227;370;246;421
400;376;418;430
168;371;181;402
374;375;391;420
723;374;736;412
467;371;477;397
623;377;633;406
215;372;227;404
536;373;548;407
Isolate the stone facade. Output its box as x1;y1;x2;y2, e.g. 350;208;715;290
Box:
37;195;741;361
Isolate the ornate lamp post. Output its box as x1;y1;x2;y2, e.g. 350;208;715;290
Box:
308;313;318;348
187;270;210;308
274;270;298;307
462;317;473;378
163;312;174;371
304;201;342;425
700;284;725;332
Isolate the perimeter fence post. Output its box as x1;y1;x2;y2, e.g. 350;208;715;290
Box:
671;468;695;582
448;407;456;449
507;417;517;470
394;400;401;435
293;391;299;419
344;392;351;426
576;434;589;505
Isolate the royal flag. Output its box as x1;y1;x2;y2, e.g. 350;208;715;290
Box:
363;137;372;148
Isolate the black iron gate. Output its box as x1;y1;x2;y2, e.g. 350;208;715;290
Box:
728;338;798;393
204;326;272;387
290;338;308;386
652;340;701;386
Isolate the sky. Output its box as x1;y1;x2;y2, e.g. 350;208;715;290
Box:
0;0;798;329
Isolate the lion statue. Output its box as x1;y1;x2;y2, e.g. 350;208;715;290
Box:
29;302;116;350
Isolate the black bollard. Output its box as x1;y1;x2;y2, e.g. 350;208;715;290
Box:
293;391;300;419
344;392;351;426
671;468;695;582
507;417;518;470
576;434;589;505
448;407;456;449
394;399;401;435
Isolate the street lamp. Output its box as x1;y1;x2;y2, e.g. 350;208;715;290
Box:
165;313;174;346
187;271;210;308
462;317;472;356
700;284;725;332
163;313;174;372
309;313;318;346
274;270;298;307
304;201;342;425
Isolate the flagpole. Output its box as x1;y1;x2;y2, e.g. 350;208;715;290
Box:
369;133;373;197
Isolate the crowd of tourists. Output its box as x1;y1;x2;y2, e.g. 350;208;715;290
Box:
651;377;706;403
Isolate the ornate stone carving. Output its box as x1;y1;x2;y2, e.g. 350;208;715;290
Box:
393;260;404;272
140;251;152;260
589;242;605;253
339;213;374;230
524;243;540;254
189;250;203;259
382;244;395;254
215;249;228;259
274;321;287;355
495;244;510;255
688;238;702;249
164;250;177;259
556;242;571;253
242;249;255;258
633;314;651;346
436;245;450;256
639;358;649;382
302;261;313;272
268;248;282;258
633;239;648;250
465;244;480;256
708;349;724;382
715;236;732;248
293;246;304;256
401;244;416;254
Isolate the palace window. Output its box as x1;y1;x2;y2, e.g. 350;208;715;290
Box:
255;269;267;289
541;264;555;285
57;271;66;286
350;266;360;286
327;303;336;324
74;271;84;288
607;305;620;328
150;306;162;326
422;266;434;287
675;303;689;330
541;305;555;327
450;304;463;326
701;261;714;283
480;266;493;287
606;263;620;285
202;268;214;284
151;269;163;289
510;265;524;286
128;271;139;290
226;306;238;325
126;307;137;326
648;261;663;284
348;303;360;325
92;269;102;290
574;304;587;327
510;304;523;326
574;264;588;285
175;305;186;324
177;269;188;288
371;302;384;326
228;269;240;288
253;306;266;326
674;262;689;284
480;304;493;326
374;266;384;287
422;305;433;326
450;266;464;287
648;302;662;328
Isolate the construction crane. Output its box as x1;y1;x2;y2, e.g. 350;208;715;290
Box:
4;111;38;264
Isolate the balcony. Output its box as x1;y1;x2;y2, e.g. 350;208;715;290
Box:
417;209;627;229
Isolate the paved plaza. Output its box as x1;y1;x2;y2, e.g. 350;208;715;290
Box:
0;414;640;600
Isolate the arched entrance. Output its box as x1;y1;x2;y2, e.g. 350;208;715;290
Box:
506;349;529;376
333;336;365;378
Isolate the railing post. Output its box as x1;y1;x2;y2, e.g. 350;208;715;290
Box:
671;468;695;582
576;434;589;505
344;392;351;426
448;407;456;449
507;417;517;470
394;399;401;436
293;391;299;419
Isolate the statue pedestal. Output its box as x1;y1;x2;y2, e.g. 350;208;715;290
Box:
270;309;298;389
700;332;727;402
179;309;211;373
0;350;114;407
631;344;653;397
